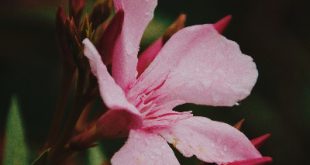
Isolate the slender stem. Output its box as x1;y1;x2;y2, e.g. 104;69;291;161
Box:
47;70;87;164
45;68;76;149
75;100;94;133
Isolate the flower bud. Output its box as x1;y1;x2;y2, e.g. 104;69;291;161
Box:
163;14;187;42
68;124;99;150
56;6;67;47
56;7;75;69
56;6;66;31
66;18;81;48
69;0;86;24
79;15;94;40
213;15;232;33
90;0;113;29
251;133;271;149
233;118;245;130
96;10;124;64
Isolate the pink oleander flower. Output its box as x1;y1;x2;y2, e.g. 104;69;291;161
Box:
81;0;268;164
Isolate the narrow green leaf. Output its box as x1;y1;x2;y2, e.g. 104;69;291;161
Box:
3;97;29;165
87;146;106;165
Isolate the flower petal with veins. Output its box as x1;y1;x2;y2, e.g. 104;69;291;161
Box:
111;130;180;165
111;0;157;90
129;25;258;109
83;39;142;137
161;117;261;164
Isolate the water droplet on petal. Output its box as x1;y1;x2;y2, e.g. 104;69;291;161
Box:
223;146;228;152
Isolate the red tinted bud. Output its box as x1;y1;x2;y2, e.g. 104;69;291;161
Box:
90;0;113;29
79;15;94;39
251;133;271;149
56;6;67;45
69;0;86;24
56;6;66;29
68;124;99;150
213;15;232;33
227;157;272;165
63;17;84;67
56;6;75;69
234;118;245;130
66;18;82;48
163;14;187;42
97;10;124;64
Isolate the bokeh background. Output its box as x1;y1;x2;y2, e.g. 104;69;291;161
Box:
1;0;310;164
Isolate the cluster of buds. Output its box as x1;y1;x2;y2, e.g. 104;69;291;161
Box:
56;0;112;72
44;0;114;164
43;0;189;164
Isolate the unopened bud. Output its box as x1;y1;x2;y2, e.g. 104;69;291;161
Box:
97;10;124;64
80;15;95;39
69;0;86;24
90;0;113;29
56;6;67;45
163;14;187;42
56;6;76;69
66;18;82;48
56;6;66;30
213;15;232;33
63;17;85;67
137;14;186;75
233;118;245;130
68;124;99;150
227;157;272;165
251;133;271;149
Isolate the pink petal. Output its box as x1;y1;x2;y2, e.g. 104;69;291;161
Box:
111;130;180;165
111;0;157;90
129;25;258;108
137;38;164;76
142;111;193;131
83;39;142;137
137;14;186;76
227;157;272;165
160;117;261;164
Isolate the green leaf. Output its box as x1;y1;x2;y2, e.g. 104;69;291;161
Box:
87;146;106;165
3;97;29;165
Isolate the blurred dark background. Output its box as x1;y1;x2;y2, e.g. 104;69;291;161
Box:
0;0;309;164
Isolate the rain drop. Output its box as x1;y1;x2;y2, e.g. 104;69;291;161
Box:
223;146;228;152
